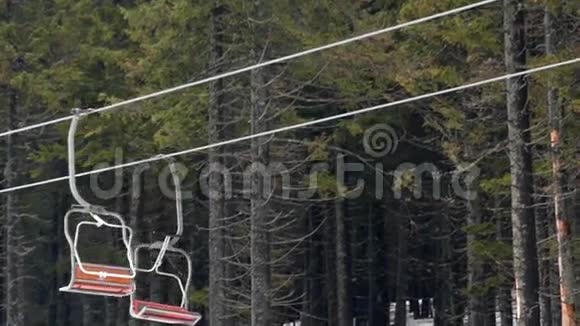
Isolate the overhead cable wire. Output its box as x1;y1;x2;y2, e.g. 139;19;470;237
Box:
0;57;577;195
0;0;497;138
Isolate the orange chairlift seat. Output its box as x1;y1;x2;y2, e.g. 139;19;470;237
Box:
130;159;202;325
60;109;136;297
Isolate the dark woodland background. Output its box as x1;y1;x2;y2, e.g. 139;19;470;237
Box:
0;0;579;325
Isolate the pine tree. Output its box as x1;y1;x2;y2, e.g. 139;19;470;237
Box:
504;0;540;324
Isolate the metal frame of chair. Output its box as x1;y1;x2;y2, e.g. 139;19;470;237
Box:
129;159;201;325
60;109;136;297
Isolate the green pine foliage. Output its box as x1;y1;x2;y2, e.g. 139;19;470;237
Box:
0;0;578;324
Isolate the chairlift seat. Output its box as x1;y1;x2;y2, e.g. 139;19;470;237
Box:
132;299;202;325
129;159;201;324
60;263;134;297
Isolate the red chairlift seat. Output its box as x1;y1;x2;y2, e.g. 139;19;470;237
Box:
132;299;202;325
60;262;134;297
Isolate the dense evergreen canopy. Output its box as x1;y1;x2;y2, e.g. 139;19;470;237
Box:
0;0;578;325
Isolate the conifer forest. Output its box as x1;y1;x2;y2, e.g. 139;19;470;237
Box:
0;0;579;325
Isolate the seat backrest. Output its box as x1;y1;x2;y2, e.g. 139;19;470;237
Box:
75;263;133;286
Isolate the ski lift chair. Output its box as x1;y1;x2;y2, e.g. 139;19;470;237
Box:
130;243;201;325
130;159;202;325
60;109;136;297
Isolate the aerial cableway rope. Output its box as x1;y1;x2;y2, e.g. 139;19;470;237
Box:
0;58;577;195
0;0;497;138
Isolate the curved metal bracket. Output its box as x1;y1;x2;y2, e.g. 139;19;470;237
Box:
156;155;184;246
68;109;106;215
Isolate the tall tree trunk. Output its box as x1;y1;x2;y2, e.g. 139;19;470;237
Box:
250;4;272;323
0;173;4;326
467;182;494;326
536;195;553;326
496;197;514;326
368;203;386;326
384;204;399;326
335;199;353;326
551;260;563;326
49;188;68;326
324;204;338;326
410;295;420;319
16;240;24;325
434;210;453;326
302;207;324;326
82;298;96;326
104;288;117;324
249;70;272;326
148;211;164;326
4;87;22;326
545;6;577;326
504;1;541;324
104;184;127;326
574;171;580;323
335;154;353;326
498;286;514;326
129;167;146;326
208;2;228;326
394;210;409;326
547;201;563;326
